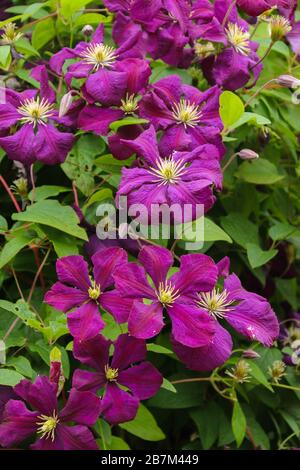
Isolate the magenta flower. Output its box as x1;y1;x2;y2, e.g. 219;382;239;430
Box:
0;386;16;421
193;0;262;90
78;57;151;136
171;257;280;372
0;376;101;450
139;75;224;157
50;24;143;106
44;248;130;342
0;66;74;165
73;334;163;424
113;245;218;348
237;0;297;18
116;126;223;221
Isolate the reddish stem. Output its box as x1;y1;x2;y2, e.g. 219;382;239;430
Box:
72;181;79;207
0;174;22;213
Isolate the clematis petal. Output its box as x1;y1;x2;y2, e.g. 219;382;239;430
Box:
118;362;163;399
114;58;151;93
128;300;164;339
14;376;57;415
34;125;75;165
78;105;123;135
56;255;90;290
32;424;98;450
73;334;110;370
100;290;134;324
60;389;101;426
44;282;88;313
67;301;105;342
120;125;160;165
138;245;174;290
168;302;215;348
72;369;106;393
92;246;128;291
171;322;232;371
0;400;38;448
85;69;128;106
113;262;156;299
0;103;20;131
0;124;37;165
111;333;147;369
101;383;139;425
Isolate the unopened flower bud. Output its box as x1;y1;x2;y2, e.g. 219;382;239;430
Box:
276;75;300;89
59;91;74;118
82;25;94;36
237;149;259;160
269;15;292;42
268;360;286;383
11;177;28;198
50;347;65;396
242;349;261;359
226;360;252;384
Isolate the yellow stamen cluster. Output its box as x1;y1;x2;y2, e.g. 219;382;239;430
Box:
157;282;180;307
149;157;187;186
81;43;118;70
226;22;251;56
120;93;139;114
194;41;216;60
88;279;101;300
196;288;235;319
17;97;54;128
36;411;59;442
1;23;23;45
269;15;292;42
171;98;202;128
105;365;119;381
268;360;286;383
226;360;251;384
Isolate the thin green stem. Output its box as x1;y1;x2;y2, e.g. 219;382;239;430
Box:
250;41;275;71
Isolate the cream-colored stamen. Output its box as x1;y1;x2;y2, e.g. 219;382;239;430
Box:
148;157;187;186
157;282;180;307
81;43;118;70
17;97;54;128
196;288;235;319
226;22;251;56
171;98;202;128
36;411;59;441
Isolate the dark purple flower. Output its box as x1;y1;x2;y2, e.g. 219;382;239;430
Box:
139;75;224;157
237;0;297;18
50;24;143;106
171;257;279;371
193;0;263;90
0;386;17;421
0;66;74;165
44;248;131;342
0;376;101;450
78;58;151;135
116;126;223;221
72;333;162;424
113;245;218;348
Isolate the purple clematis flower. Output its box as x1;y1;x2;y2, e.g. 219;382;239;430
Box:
0;376;101;450
237;0;297;18
72;333;163;425
193;0;262;90
139;75;224;158
106;0;194;68
78;57;151;136
44;248;131;342
50;24;143;106
0;66;74;165
171;256;279;371
112;245;218;348
0;386;17;421
116;126;223;221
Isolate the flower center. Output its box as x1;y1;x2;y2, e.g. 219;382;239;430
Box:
36;411;59;441
148;157;187;186
194;41;216;59
171;98;202;128
157;282;180;307
88;279;101;300
81;43;118;70
105;365;119;381
1;23;23;45
269;15;292;42
225;22;250;56
17;97;54;128
120;93;139;114
196;288;235;319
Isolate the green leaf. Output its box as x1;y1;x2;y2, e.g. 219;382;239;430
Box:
147;343;174;355
148;377;204;409
41;226;80;257
95;154;135;174
0;369;24;386
119;404;165;441
0;215;8;232
6;356;33;379
0;45;11;67
232;401;247;447
0;232;35;269
220;213;259;249
229;112;271;130
235;159;284;185
14;38;39;57
161;378;177;393
109;117;149;132
190;402;221;449
12;200;87;241
246;243;278;269
21;2;50;20
32;17;56;50
219;91;244;129
84;188;113;209
269;222;297;241
107;436;130;450
28;185;71;202
204;218;232;243
246;360;273;391
276;278;298;311
60;0;94;18
74;13;113;26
